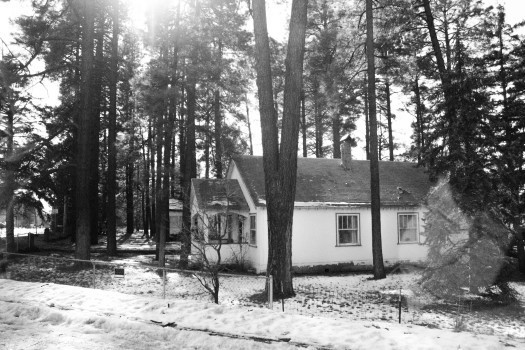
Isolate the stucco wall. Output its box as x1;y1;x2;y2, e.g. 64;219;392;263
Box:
249;205;428;273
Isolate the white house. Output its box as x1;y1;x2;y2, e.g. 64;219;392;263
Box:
190;140;433;273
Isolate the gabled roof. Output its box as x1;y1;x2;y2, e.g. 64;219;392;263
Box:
192;178;250;212
231;155;432;207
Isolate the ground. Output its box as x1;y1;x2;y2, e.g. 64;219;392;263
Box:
1;280;523;350
1;229;524;349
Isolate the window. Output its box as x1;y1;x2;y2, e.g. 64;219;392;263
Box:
398;213;419;243
249;215;256;245
336;214;360;245
227;214;233;242
238;217;245;243
208;215;222;242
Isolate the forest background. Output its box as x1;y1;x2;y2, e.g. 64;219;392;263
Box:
1;0;525;286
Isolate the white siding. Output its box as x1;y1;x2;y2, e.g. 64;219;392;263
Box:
251;205;428;273
225;161;428;273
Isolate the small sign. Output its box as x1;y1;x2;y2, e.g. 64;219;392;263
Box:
114;268;125;278
51;208;58;214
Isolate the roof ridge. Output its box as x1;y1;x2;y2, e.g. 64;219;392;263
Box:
234;154;421;167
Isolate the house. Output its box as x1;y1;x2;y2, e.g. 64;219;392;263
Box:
190;139;433;273
169;198;183;237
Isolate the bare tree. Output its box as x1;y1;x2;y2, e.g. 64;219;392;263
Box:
190;184;247;304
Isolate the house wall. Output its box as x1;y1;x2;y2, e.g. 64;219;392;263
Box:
249;205;428;273
227;163;262;272
228;163;257;211
169;211;182;235
196;210;264;272
189;181;258;269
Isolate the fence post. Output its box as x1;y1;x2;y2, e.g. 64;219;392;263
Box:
398;287;402;324
163;268;166;299
92;262;96;289
281;281;284;312
268;275;273;310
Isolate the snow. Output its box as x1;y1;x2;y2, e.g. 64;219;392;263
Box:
1;279;523;349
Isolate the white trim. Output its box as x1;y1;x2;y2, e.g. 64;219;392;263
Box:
397;212;419;244
335;213;361;246
249;214;257;247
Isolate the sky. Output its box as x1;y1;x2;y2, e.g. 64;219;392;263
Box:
1;0;524;160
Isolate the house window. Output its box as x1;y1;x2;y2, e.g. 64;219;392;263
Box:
227;214;233;242
249;215;256;245
398;213;419;243
208;215;222;242
336;214;360;245
238;217;245;243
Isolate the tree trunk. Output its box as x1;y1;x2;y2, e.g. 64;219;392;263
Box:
413;77;424;164
366;0;386;279
420;0;458;154
126;162;134;235
214;89;223;178
332;115;341;158
180;1;199;268
301;89;307;157
180;80;197;268
5;104;15;253
364;74;370;160
142;133;150;238
155;109;163;260
89;10;105;246
127;103;136;236
245;92;254;155
385;79;394;161
106;0;118;255
214;39;224;179
149;120;156;238
313;83;323;158
253;0;307;298
204;109;210;179
76;0;96;261
159;28;179;267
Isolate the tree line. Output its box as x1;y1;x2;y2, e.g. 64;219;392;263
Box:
1;0;524;296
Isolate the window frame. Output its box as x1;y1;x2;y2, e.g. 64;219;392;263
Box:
249;214;257;246
336;213;361;246
208;214;223;243
238;216;245;243
397;212;419;244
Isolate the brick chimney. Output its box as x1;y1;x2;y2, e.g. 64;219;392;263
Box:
340;134;353;170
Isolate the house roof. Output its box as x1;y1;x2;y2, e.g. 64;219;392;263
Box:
192;178;250;212
231;155;432;207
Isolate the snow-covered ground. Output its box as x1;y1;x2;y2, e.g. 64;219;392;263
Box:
2;232;524;348
3;253;525;340
1;279;523;350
